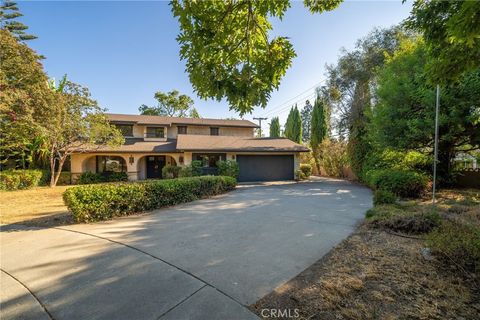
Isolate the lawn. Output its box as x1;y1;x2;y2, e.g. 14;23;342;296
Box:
0;186;73;227
251;189;480;319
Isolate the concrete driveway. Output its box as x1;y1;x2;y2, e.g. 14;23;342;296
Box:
1;177;372;320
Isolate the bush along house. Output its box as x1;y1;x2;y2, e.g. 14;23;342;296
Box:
70;114;309;183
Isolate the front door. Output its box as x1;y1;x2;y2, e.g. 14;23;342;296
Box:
146;156;166;179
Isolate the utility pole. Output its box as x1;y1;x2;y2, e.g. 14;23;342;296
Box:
253;117;268;137
432;84;440;205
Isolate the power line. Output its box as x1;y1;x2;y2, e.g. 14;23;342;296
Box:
253;117;268;137
261;79;326;117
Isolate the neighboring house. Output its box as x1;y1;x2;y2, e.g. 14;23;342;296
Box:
70;113;309;183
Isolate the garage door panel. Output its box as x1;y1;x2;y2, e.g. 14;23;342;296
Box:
237;155;294;182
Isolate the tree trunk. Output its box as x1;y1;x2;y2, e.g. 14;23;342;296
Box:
436;142;455;187
49;153;56;187
52;155;67;187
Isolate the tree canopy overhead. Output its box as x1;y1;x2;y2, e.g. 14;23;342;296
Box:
170;0;342;115
0;1;37;41
139;90;196;117
406;0;480;83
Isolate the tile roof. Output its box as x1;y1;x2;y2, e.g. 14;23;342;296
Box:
106;113;259;128
176;135;309;152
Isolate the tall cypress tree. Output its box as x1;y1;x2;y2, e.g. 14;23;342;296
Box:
311;95;329;170
0;1;37;41
284;105;302;143
269;117;281;138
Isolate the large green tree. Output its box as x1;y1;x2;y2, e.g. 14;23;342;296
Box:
371;37;480;181
284;105;302;143
0;1;36;41
0;29;51;169
0;29;123;186
171;0;342;115
269;116;281;138
325;26;408;174
139;90;195;117
406;0;480;83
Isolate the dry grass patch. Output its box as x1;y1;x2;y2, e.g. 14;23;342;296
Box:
0;186;73;227
251;189;480;319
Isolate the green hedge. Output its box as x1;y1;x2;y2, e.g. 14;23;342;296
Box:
0;169;43;191
299;164;312;177
63;176;236;222
217;160;239;179
77;172;128;184
373;189;396;205
364;169;429;198
162;165;182;179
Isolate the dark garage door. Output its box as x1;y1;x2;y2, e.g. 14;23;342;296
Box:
237;155;294;182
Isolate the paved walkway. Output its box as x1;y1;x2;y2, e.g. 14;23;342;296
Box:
1;177;372;320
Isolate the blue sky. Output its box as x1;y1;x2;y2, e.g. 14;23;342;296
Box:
19;1;412;132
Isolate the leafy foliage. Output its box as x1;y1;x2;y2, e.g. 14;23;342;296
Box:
0;30;123;186
217;160;239;180
406;0;480;82
63;176;237;222
373;189;396;205
300;100;313;142
77;172;128;185
284;105;302;143
269;116;281;138
371;37;480;181
364;169;429;198
0;1;37;41
162;165;182;179
299;163;312;178
310;95;330;171
317;139;348;178
170;0;339;115
139;89;196;117
0;169;42;190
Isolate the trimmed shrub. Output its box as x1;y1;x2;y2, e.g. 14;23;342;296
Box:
217;160;239;179
299;163;312;178
364;169;429;198
77;172;104;185
178;161;203;178
191;160;203;176
427;221;480;274
0;169;43;191
63;176;237;222
162;165;182;179
373;189;396;205
179;166;193;178
295;169;306;181
77;171;128;185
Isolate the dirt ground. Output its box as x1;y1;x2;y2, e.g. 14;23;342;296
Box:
251;190;480;319
0;186;73;227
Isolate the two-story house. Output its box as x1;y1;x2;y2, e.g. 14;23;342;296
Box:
70;113;309;182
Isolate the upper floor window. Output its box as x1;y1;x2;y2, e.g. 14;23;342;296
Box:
146;127;165;138
210;127;219;136
177;126;187;134
115;124;133;137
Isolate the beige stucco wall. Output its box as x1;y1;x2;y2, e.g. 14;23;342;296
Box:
71;152;181;183
167;125;253;138
71;151;303;183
